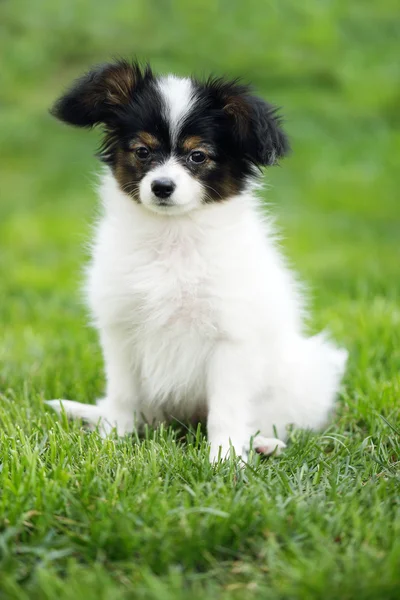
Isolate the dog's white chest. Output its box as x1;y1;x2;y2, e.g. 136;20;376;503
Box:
89;226;220;405
132;235;218;336
123;236;218;404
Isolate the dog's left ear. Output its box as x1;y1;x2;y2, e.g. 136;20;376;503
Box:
51;60;152;128
210;79;290;166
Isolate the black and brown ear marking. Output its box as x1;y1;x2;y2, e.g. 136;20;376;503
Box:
222;92;252;140
203;78;252;140
246;95;290;166
50;60;153;128
203;77;290;167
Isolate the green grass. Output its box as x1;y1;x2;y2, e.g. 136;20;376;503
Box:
1;0;400;598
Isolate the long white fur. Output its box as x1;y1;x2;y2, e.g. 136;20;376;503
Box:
47;169;347;461
47;76;347;462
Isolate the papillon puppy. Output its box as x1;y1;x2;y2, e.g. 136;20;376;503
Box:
47;60;347;461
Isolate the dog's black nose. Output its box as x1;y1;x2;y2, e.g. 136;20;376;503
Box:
151;178;176;199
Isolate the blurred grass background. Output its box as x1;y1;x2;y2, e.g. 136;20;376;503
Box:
0;1;399;598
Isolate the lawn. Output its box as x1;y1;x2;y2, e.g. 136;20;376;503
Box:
1;0;399;598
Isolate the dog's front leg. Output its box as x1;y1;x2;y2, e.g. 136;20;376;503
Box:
47;325;141;436
96;326;142;436
206;342;286;462
206;342;257;462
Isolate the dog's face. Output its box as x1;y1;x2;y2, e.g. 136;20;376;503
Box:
52;61;289;215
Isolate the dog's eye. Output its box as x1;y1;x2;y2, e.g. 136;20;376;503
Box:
135;147;150;160
188;151;206;164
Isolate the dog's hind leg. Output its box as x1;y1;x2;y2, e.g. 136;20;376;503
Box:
46;399;102;427
255;333;347;441
46;396;138;437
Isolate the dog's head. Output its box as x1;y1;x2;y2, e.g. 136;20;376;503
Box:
52;60;289;215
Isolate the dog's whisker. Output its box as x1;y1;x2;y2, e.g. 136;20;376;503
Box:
121;182;140;195
202;183;223;200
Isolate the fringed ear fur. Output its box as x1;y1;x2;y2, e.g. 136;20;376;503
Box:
205;77;290;166
51;60;153;128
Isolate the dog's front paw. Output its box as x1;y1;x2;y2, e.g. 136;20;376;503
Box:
251;436;286;456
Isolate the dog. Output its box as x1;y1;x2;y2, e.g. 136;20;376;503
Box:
47;60;347;462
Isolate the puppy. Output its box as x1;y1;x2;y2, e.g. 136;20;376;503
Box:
47;60;347;461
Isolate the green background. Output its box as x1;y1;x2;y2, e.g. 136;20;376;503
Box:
1;1;399;598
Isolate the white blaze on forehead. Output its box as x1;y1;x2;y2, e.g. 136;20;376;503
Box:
157;75;195;142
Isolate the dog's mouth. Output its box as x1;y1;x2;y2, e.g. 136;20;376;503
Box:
145;200;195;216
153;197;174;207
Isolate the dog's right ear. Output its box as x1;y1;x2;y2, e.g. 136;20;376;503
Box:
51;60;152;128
